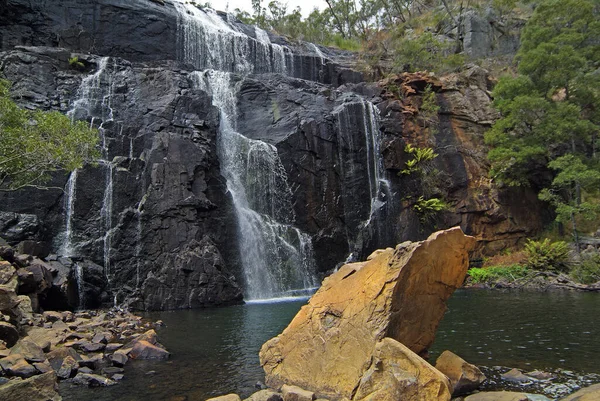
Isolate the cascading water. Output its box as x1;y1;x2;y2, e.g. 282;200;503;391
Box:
64;57;121;287
60;169;78;257
333;98;392;261
190;70;317;300
74;263;86;310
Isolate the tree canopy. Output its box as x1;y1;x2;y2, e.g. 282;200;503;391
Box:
484;0;600;245
0;79;100;190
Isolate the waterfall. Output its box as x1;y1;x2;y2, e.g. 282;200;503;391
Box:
60;169;78;257
191;70;317;300
63;56;120;292
75;263;86;310
333;98;391;260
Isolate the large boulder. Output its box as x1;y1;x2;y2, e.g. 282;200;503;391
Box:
0;371;61;401
260;227;475;400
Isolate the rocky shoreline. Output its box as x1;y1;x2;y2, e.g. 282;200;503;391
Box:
464;272;600;292
0;241;170;400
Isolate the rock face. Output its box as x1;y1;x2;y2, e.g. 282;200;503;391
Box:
259;227;475;400
0;371;62;401
0;0;548;309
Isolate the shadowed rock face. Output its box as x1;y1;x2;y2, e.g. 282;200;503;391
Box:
259;227;475;400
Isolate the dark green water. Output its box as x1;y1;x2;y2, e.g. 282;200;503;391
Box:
61;290;600;400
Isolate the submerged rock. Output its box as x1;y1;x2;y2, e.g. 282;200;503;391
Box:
260;227;475;400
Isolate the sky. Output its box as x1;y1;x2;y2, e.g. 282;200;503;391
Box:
217;0;326;17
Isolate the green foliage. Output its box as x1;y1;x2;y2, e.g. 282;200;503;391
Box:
571;253;600;284
485;0;600;243
524;238;571;272
412;195;448;215
0;79;100;190
400;144;438;175
68;56;85;71
392;31;464;73
468;264;529;284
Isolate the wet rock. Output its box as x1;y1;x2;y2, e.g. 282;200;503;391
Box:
465;392;530;401
129;340;170;360
72;372;116;387
112;373;124;381
353;338;451;401
281;385;315;401
525;370;555;381
207;395;242;401
0;371;61;401
0;354;37;377
260;228;475;399
57;355;79;379
10;338;46;362
78;366;93;374
561;383;600;400
245;389;283;401
0;322;19;348
435;350;486;395
502;368;535;384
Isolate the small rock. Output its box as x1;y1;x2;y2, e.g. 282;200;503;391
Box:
464;392;530;401
92;332;108;344
281;384;315;401
435;350;486;395
245;389;283;401
129;340;170;360
51;320;69;332
110;351;128;367
102;366;124;375
207;394;242;401
105;342;123;352
78;367;93;374
0;371;61;400
57;355;79;379
72;372;116;387
112;373;124;381
78;353;103;369
47;346;81;371
0;354;37;378
0;321;19;348
0;285;19;312
501;368;535;383
525;370;555;381
42;311;63;323
10;338;46;363
78;341;106;353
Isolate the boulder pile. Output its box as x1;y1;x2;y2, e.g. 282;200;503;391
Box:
0;242;169;399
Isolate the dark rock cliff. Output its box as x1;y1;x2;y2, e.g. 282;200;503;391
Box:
0;0;547;310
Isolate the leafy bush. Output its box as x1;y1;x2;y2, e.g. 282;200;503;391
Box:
68;56;85;71
400;144;438;176
524;238;570;272
468;264;529;284
571;254;600;284
392;32;464;74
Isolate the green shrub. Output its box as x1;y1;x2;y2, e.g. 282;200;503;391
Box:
68;56;85;71
468;264;529;284
524;238;570;272
400;144;438;176
571;254;600;284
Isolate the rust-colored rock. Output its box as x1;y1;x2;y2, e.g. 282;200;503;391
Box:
435;350;486;395
260;227;475;400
